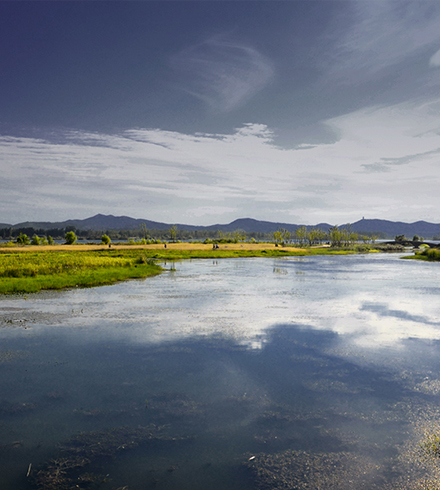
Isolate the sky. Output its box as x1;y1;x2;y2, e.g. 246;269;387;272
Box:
2;1;440;226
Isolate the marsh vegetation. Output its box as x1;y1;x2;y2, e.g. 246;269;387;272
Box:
0;250;161;294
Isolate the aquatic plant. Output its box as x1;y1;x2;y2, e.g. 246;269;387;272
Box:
421;432;440;459
28;425;189;490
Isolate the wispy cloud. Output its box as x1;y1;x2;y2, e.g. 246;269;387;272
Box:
329;1;440;82
170;34;273;112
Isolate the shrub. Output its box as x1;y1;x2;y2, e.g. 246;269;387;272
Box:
65;231;77;245
16;233;30;245
425;248;440;261
135;255;156;265
31;235;40;245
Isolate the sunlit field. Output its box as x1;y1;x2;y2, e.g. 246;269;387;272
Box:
0;250;161;294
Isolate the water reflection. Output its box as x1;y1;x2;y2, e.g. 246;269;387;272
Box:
1;255;440;489
1;254;439;349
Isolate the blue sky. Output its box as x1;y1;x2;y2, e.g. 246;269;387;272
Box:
1;1;440;226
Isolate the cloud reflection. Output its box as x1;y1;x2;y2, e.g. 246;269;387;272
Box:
1;255;440;355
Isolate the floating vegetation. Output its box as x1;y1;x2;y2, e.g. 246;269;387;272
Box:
420;429;440;460
29;425;192;490
244;449;383;490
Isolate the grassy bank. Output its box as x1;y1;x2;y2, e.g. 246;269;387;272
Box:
0;250;162;294
406;248;440;262
0;243;373;295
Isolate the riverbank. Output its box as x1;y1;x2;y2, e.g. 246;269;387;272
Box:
0;243;372;295
0;249;162;294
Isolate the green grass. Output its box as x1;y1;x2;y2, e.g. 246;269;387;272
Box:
406;248;440;261
0;250;162;294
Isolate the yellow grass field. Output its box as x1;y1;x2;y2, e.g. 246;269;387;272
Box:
2;242;307;253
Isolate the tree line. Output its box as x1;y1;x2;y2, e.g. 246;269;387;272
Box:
0;223;387;247
273;225;385;248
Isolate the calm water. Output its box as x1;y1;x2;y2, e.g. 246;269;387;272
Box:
1;254;440;489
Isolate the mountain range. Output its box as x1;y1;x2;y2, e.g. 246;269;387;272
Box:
2;214;440;238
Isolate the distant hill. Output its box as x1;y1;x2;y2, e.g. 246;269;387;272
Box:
350;219;440;239
4;214;440;238
205;218;333;234
13;214;173;231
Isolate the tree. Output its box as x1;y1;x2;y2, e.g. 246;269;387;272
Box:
169;225;177;243
65;231;77;245
273;228;291;247
308;227;325;246
140;223;148;240
16;233;30;245
329;225;342;247
295;226;308;247
48;236;54;245
232;229;246;243
31;234;40;245
101;234;111;245
395;235;406;243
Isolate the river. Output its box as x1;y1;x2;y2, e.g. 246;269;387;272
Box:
1;254;440;489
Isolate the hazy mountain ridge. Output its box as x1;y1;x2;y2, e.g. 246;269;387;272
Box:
2;214;440;238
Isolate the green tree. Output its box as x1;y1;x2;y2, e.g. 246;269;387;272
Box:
101;234;111;245
169;225;178;243
16;233;30;245
308;227;325;246
395;234;406;243
31;234;40;245
295;226;308;247
65;231;77;245
329;225;342;247
232;229;246;243
48;236;54;245
273;228;291;247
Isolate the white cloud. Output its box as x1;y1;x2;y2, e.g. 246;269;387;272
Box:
1;97;440;224
170;35;274;112
329;1;440;81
